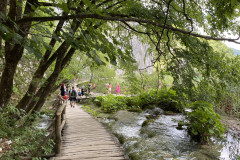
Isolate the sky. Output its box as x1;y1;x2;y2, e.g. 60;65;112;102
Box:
225;41;240;50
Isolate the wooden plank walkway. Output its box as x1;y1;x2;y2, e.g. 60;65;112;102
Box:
51;104;126;160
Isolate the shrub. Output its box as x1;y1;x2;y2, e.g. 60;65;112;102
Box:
94;95;140;113
82;106;99;117
133;89;183;112
0;105;55;159
94;89;183;113
186;101;225;144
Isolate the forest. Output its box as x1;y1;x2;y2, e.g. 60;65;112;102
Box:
0;0;240;159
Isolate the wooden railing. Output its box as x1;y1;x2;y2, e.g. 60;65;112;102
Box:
23;95;67;159
55;101;66;154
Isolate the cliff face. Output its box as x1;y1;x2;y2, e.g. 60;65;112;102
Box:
131;36;153;73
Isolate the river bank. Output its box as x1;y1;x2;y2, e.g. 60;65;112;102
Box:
83;103;240;160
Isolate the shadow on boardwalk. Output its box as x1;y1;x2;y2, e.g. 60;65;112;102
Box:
51;103;126;160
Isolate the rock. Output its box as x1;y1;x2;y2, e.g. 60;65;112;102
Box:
141;119;154;127
6;140;12;145
145;107;164;116
164;111;178;115
111;110;139;125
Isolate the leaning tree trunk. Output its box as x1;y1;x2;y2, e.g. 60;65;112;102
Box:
28;47;76;113
23;41;70;112
16;39;67;111
0;0;8;53
17;17;81;111
0;0;37;109
0;45;24;108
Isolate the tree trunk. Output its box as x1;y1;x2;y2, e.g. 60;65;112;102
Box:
0;0;38;109
0;45;23;108
17;41;69;111
0;0;8;53
22;18;81;112
16;20;65;110
25;23;100;113
29;48;76;113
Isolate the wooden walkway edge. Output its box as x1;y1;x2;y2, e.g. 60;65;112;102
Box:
51;104;126;160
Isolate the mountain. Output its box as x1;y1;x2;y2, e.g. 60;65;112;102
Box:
231;48;240;55
132;36;153;73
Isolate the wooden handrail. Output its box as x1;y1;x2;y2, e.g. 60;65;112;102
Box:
28;95;67;158
56;103;66;116
55;103;67;154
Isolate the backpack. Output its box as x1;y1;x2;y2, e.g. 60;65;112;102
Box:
71;90;76;97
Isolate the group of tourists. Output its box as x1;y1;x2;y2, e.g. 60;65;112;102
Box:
60;82;96;108
107;82;120;94
60;84;77;108
60;82;121;107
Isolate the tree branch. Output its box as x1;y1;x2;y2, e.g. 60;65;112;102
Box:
16;13;240;44
121;21;151;35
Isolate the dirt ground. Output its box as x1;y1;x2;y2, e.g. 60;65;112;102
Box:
221;115;240;135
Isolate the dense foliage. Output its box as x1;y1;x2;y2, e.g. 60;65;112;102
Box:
0;106;54;159
186;101;225;144
94;88;182;113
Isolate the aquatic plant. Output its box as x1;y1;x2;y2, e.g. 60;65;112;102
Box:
186;101;225;144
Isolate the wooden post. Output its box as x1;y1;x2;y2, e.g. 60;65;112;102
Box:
55;113;62;154
62;104;66;122
55;103;67;155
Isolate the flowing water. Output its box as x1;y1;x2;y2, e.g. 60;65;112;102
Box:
36;114;53;130
102;110;240;160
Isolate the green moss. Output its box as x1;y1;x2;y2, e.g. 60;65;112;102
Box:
142;119;154;127
114;133;126;144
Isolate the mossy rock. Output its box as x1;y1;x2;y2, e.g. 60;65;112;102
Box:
145;115;154;119
128;108;143;113
140;127;157;138
128;152;142;160
113;133;126;144
143;104;156;110
142;119;154;127
164;111;178;115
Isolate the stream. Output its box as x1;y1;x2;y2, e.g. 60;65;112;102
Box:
101;109;240;160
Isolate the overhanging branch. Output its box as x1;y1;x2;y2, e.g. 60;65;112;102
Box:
16;13;240;44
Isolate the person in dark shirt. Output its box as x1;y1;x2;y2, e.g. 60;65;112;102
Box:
70;86;77;108
60;83;65;96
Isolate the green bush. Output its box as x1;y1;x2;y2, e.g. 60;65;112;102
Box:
0;106;55;159
186;101;225;144
133;89;183;112
94;88;183;113
94;95;140;113
82;105;99;117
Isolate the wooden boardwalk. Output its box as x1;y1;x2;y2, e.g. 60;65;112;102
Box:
51;104;126;160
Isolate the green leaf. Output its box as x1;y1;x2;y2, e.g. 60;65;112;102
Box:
59;3;69;12
231;0;237;7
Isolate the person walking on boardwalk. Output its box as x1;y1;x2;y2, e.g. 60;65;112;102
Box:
70;86;77;108
62;93;68;103
81;85;85;96
108;83;112;94
60;83;65;96
87;82;91;95
116;82;120;95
